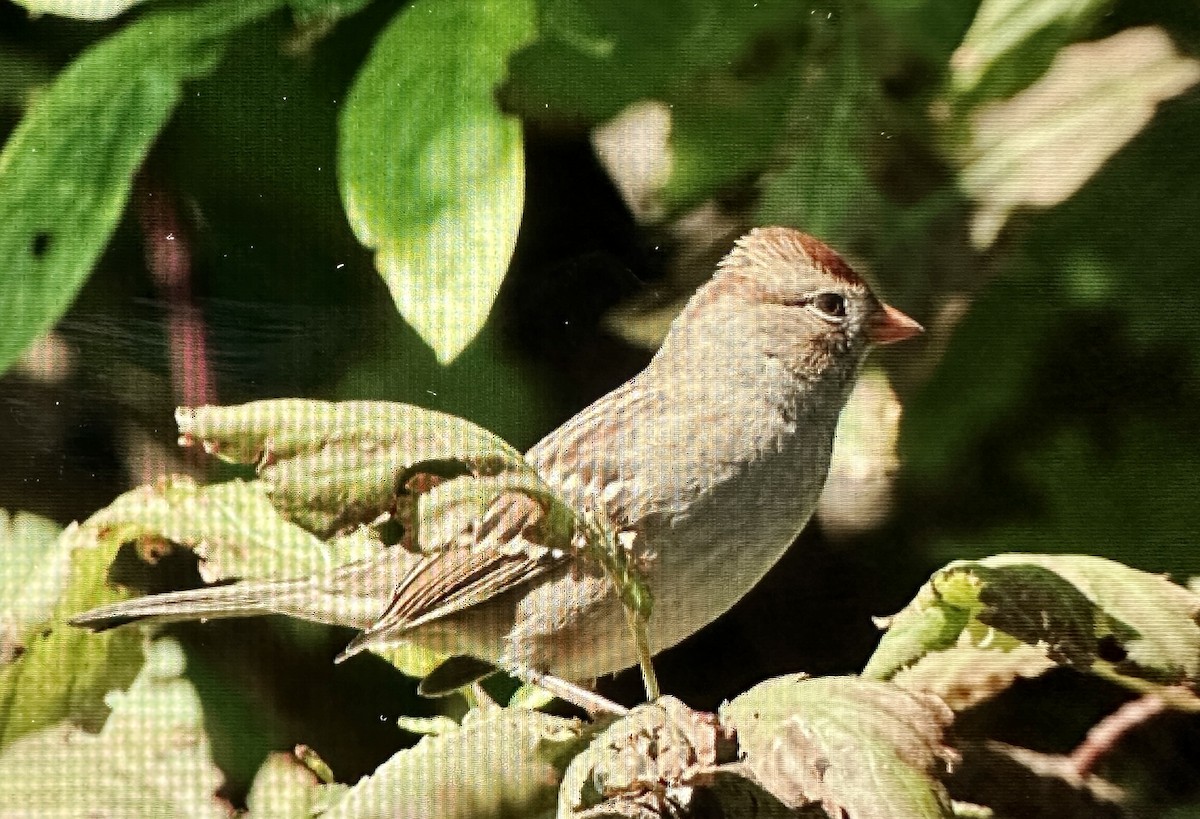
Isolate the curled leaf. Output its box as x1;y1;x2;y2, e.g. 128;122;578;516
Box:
177;400;527;535
865;554;1200;707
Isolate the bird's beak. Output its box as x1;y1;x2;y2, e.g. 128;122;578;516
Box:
870;303;924;345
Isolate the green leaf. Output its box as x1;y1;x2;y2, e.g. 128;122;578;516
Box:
0;638;227;817
0;0;288;378
88;476;345;582
320;706;582;819
245;752;347;819
177;399;527;535
0;522;142;749
720;675;957;818
958;26;1200;247
865;554;1200;705
754;9;888;248
338;0;536;364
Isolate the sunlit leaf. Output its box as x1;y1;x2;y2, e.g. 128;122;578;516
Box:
960;26;1200;247
90;476;341;582
177;399;527;535
322;706;582;819
338;0;535;363
948;0;1112;103
0;0;289;377
0;510;67;663
9;0;147;20
0;638;227;817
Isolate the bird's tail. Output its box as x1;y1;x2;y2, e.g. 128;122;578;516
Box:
70;577;328;631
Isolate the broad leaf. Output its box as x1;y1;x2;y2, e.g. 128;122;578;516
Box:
8;0;147;20
948;0;1113;103
90;476;342;582
338;0;535;363
0;0;288;377
0;510;68;663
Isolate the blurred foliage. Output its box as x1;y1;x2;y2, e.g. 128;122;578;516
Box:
2;0;1200;814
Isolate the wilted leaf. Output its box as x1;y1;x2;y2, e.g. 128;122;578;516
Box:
0;638;227;817
322;705;583;819
559;696;741;819
338;0;535;363
721;675;957;819
0;523;142;749
865;554;1200;704
0;0;288;378
177;399;528;535
960;26;1200;247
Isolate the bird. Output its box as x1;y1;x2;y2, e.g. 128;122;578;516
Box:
71;227;922;712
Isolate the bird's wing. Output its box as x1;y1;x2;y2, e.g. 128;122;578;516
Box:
340;380;661;659
337;490;565;659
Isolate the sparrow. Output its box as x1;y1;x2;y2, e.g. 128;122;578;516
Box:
72;227;922;711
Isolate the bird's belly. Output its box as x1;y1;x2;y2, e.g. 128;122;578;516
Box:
501;442;831;681
640;457;827;655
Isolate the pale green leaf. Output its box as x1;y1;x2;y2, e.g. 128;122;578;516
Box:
88;476;341;582
9;0;146;20
961;26;1200;247
339;0;536;363
245;752;347;819
0;638;227;817
948;0;1112;102
0;0;288;377
0;509;67;663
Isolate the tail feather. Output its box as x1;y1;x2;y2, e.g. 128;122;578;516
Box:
70;577;336;631
68;576;302;629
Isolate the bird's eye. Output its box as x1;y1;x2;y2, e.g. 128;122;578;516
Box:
811;292;847;320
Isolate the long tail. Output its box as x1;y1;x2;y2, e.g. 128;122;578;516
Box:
67;572;390;633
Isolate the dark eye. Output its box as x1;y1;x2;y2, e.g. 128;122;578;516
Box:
811;292;847;319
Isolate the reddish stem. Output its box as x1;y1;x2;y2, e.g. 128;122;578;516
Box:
134;174;215;412
1070;694;1167;779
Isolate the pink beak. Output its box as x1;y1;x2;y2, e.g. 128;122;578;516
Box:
870;303;924;345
